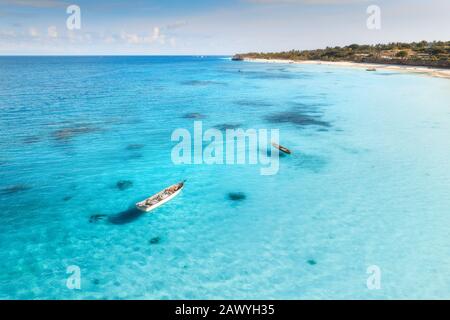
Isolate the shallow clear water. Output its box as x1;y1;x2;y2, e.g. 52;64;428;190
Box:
0;56;449;299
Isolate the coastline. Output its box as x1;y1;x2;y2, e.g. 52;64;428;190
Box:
241;58;450;79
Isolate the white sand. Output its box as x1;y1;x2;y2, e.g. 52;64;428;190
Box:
243;58;450;79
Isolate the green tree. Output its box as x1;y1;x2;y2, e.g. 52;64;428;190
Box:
396;50;408;58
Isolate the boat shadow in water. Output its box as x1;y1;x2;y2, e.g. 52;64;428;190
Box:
108;207;145;225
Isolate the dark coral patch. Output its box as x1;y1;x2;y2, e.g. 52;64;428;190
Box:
291;101;330;110
228;192;246;201
375;72;400;76
214;123;242;131
267;67;288;72
265;111;330;128
0;185;31;195
116;180;133;191
128;153;143;160
244;71;297;80
89;214;108;223
126;144;145;151
22;136;41;144
63;196;73;202
149;236;162;245
307;259;317;266
182;112;207;119
294;94;326;100
234;100;273;108
52;125;99;141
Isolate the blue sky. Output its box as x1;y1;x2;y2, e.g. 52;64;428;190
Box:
0;0;449;55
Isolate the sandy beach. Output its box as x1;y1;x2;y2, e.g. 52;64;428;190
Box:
243;58;450;79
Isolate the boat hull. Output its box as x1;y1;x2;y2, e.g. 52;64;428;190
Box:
136;183;184;213
272;142;292;155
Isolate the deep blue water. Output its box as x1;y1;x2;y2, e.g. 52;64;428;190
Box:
0;56;449;299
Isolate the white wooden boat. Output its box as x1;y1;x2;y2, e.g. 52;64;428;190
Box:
135;181;185;213
272;142;292;155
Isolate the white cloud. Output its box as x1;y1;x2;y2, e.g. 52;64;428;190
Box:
120;32;141;44
29;27;39;37
165;21;188;30
103;34;117;44
0;30;16;37
152;27;166;44
47;26;58;38
152;27;161;41
119;27;167;45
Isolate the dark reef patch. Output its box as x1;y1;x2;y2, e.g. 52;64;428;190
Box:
234;100;273;108
126;144;145;151
307;259;317;266
149;236;162;245
214;123;242;131
22;136;41;144
116;180;133;191
108;208;145;225
339;146;368;155
182;112;207;119
181;80;227;86
127;153;143;160
374;72;400;76
295;94;327;100
228;192;246;201
265;110;330;128
267;67;287;72
89;214;108;223
0;184;31;195
291;101;330;109
243;70;297;80
63;195;73;202
52;125;99;142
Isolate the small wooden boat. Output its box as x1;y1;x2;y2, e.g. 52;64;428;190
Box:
366;68;377;72
136;181;185;213
272;142;292;155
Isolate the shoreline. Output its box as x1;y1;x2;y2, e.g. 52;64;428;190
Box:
242;58;450;79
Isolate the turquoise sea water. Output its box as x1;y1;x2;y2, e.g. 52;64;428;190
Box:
0;56;449;299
